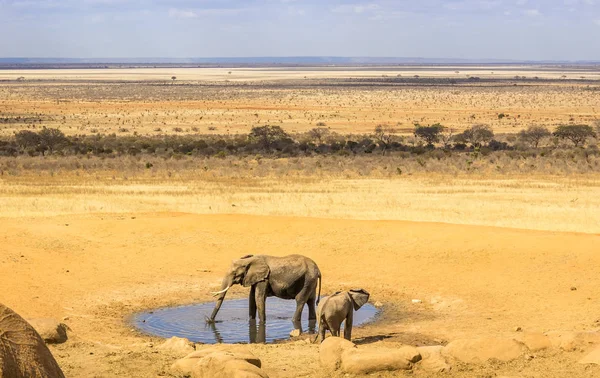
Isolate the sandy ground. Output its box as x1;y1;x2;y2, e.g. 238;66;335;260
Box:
1;212;600;377
2;66;600;81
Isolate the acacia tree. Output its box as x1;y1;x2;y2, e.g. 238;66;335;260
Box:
38;127;67;155
249;125;292;151
414;123;444;146
15;127;66;156
15;130;41;154
439;127;454;149
455;124;494;147
553;125;596;147
308;127;330;144
518;125;551;148
373;125;397;155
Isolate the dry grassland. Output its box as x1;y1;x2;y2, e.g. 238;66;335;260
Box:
1;66;600;377
1;66;599;137
2;169;600;234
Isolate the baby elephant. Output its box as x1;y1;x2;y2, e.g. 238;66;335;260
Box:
315;289;370;343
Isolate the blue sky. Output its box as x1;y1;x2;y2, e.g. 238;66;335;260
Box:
0;0;599;60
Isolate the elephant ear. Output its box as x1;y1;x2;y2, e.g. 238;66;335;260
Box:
242;258;270;287
349;289;370;311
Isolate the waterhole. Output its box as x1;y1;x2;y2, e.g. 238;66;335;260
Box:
133;298;379;344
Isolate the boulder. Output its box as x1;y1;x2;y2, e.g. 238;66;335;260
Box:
416;345;451;373
157;337;195;355
319;337;356;372
26;318;69;344
443;338;526;363
341;346;421;375
579;346;600;365
515;332;552;352
0;303;65;378
171;345;266;378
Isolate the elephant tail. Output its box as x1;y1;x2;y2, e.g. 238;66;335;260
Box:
316;272;322;306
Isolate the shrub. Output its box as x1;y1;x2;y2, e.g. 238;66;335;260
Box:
455;124;494;147
373;125;397;155
308;127;330;143
553;125;596;147
414;123;444;146
518;125;551;148
248;125;291;152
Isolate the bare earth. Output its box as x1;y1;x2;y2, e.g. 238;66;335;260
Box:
1;210;599;377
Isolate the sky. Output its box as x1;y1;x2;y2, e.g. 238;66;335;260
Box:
0;0;599;60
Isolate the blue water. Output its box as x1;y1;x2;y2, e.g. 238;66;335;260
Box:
132;297;378;344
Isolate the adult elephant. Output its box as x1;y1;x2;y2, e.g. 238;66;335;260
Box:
207;254;321;324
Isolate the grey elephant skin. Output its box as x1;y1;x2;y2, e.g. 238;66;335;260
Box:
208;254;322;325
315;289;370;343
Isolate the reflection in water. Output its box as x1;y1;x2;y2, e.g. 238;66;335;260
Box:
206;321;224;344
248;320;266;344
133;297;378;344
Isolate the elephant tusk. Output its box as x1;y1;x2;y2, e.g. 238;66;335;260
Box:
211;285;230;297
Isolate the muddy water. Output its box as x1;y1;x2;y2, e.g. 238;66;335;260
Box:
133;297;378;344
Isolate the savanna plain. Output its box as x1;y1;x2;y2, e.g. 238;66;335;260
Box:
1;65;600;377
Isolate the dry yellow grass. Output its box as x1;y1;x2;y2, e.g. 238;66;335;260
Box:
2;170;600;234
1;66;598;137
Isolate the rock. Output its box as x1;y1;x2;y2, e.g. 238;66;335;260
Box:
515;332;552;352
416;345;451;373
171;345;266;378
341;346;421;374
514;327;523;332
27;318;69;344
579;346;600;365
411;299;422;304
545;330;600;351
289;329;301;338
157;337;195;355
319;337;356;372
0;303;65;378
443;338;526;363
374;301;383;308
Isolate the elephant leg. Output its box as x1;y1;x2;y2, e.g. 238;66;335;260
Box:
254;281;268;324
318;320;327;343
344;311;354;341
331;326;340;337
293;300;305;324
249;285;257;320
307;296;316;321
294;285;315;322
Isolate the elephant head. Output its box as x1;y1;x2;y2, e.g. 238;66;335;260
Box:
207;255;270;322
348;288;370;311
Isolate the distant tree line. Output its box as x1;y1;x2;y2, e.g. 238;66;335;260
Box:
0;123;597;158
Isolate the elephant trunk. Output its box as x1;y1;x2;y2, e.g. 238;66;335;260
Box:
208;276;232;322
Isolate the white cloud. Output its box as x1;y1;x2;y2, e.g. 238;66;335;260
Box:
331;3;380;14
168;8;197;19
523;8;540;16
